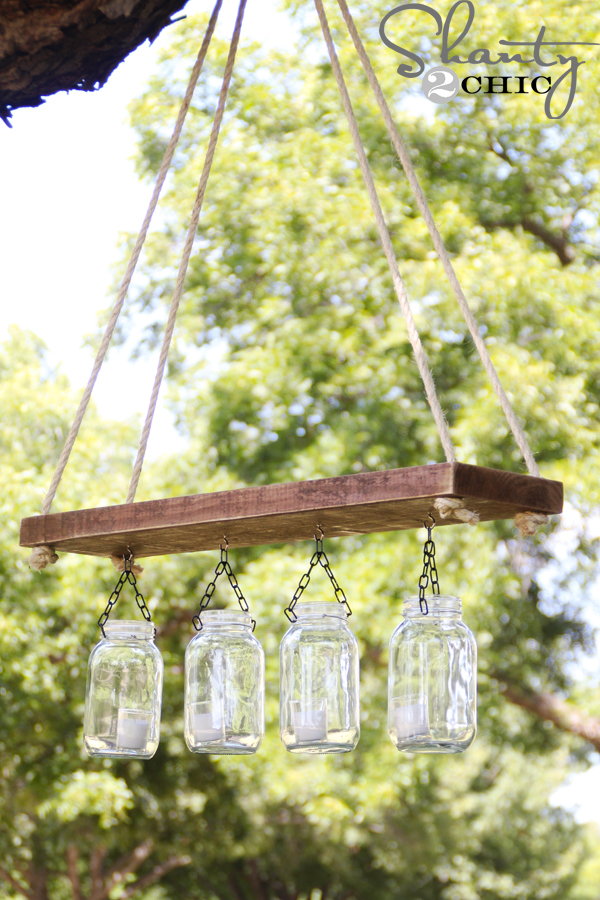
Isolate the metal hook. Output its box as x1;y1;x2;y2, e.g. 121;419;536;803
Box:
314;524;324;542
423;514;436;531
123;546;135;573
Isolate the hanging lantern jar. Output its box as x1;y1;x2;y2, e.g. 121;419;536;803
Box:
84;557;163;759
388;519;477;753
280;531;360;754
184;540;264;754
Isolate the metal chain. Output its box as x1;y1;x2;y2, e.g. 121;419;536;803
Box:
418;516;440;616
98;553;152;637
192;538;255;632
285;528;352;622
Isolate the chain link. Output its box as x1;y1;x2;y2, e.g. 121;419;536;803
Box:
285;528;352;622
192;538;255;632
418;516;440;615
98;554;152;637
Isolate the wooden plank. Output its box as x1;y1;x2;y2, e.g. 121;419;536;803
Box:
19;463;563;560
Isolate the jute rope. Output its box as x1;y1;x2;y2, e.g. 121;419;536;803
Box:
313;0;456;464
125;0;248;504
434;497;479;526
29;0;550;572
515;511;549;536
29;3;223;569
335;0;540;479
39;0;223;520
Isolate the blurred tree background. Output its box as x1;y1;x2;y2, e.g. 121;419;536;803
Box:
2;0;600;897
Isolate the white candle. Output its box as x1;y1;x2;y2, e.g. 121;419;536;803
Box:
293;709;327;742
193;712;224;742
393;701;430;740
117;711;151;750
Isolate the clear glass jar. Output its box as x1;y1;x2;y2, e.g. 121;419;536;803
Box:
83;620;163;759
388;595;477;753
184;610;264;754
280;601;360;754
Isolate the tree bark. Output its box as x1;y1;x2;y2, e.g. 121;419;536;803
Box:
0;0;188;125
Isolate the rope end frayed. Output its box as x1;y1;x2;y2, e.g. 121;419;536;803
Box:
434;498;480;527
29;545;59;571
111;555;144;577
514;512;549;537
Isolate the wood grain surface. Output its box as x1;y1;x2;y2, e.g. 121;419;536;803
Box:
20;463;563;560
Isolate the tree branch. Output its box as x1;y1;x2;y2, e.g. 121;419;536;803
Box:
496;676;600;752
156;608;191;639
484;137;577;265
89;846;107;900
248;859;269;900
521;217;576;265
119;855;191;899
96;840;154;900
482;217;576;265
0;864;34;900
488;137;512;165
228;875;247;900
103;841;153;884
66;846;82;900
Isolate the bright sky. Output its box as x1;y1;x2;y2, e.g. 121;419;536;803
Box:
0;0;298;456
0;0;599;826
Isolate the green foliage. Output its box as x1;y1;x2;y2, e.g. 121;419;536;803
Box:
2;0;600;896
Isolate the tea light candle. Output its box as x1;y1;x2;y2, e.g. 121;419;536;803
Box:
393;702;430;740
193;712;225;743
293;709;327;742
116;711;151;750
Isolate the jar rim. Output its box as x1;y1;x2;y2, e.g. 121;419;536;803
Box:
103;619;156;638
199;610;253;627
403;595;462;615
293;601;348;619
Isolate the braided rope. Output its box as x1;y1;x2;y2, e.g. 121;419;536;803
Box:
335;0;540;477
39;0;224;518
126;0;248;503
313;0;456;463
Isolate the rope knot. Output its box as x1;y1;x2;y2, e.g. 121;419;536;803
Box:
514;512;549;537
111;555;144;577
29;545;59;571
434;497;480;527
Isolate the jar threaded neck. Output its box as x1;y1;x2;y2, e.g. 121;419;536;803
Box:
403;595;462;617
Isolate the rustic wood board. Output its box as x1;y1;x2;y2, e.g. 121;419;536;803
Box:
20;463;563;560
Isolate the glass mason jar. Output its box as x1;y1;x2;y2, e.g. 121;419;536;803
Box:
184;610;265;754
280;601;360;754
84;620;163;759
388;595;477;753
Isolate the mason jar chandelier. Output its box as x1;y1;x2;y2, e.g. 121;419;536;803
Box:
84;523;477;760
